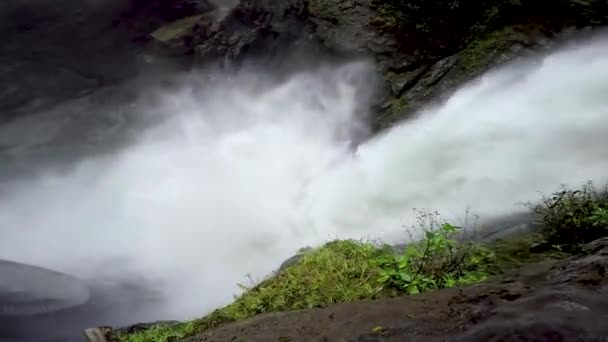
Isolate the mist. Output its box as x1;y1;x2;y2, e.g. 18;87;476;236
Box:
1;34;608;325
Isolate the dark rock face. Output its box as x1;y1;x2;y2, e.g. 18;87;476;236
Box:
449;238;608;341
0;0;219;123
0;260;91;317
150;0;608;130
113;0;217;41
0;0;136;122
191;0;337;77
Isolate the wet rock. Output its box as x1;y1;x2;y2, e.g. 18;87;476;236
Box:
277;247;313;272
584;237;608;255
115;0;217;38
180;0;608;130
451;285;608;341
148;8;228;55
0;259;91;317
449;237;608;341
191;0;331;75
546;238;608;287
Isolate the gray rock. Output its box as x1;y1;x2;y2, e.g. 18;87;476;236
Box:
0;260;91;317
278;247;313;272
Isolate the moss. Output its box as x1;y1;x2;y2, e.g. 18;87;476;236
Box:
489;233;567;268
374;95;410;130
390;95;409;113
119;240;390;342
458;27;517;71
308;0;344;23
150;15;204;43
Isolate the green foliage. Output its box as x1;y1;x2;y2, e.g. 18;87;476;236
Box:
119;240;388;342
458;26;518;71
532;182;608;252
120;213;496;342
117;321;199;342
489;233;567;267
223;240;386;317
375;212;496;294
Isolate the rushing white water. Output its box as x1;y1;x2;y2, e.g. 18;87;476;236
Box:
1;35;608;322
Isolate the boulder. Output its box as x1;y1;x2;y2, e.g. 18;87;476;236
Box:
0;260;90;316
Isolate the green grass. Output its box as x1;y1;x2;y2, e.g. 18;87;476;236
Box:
118;212;496;341
118;240;389;342
224;239;388;316
117;322;199;342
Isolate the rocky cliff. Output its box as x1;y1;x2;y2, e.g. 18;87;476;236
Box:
134;0;608;131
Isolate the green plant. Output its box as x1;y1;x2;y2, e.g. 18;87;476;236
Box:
117;321;199;342
119;212;497;341
375;211;496;294
225;240;387;317
120;240;390;341
532;182;608;252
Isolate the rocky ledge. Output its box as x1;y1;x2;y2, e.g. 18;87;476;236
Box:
87;235;608;341
133;0;608;130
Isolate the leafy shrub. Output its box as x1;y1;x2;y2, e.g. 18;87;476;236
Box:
533;182;608;252
375;211;496;294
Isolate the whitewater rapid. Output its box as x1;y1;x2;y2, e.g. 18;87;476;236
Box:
1;35;608;322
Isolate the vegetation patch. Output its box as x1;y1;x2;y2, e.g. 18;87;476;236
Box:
374;95;409;130
118;182;608;341
116;322;199;342
369;0;507;55
118;212;496;342
457;26;521;71
532;182;608;253
308;0;345;23
376;211;497;294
